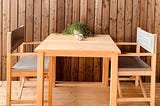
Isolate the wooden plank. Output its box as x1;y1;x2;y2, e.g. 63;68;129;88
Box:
42;0;49;40
26;0;33;52
85;58;93;81
18;0;25;26
132;0;140;42
140;0;147;30
78;57;85;81
117;0;125;42
71;57;78;81
155;0;160;82
2;0;10;80
94;0;102;81
86;0;95;81
117;0;125;52
10;0;18;78
110;0;117;41
124;0;133;51
95;0;102;34
80;0;87;23
56;57;64;81
56;0;65;81
65;0;73;27
10;0;18;30
79;0;88;81
71;0;80;81
102;0;110;34
93;58;102;82
72;0;80;22
63;57;71;81
34;0;41;41
71;57;79;81
87;0;95;33
147;0;155;33
63;0;73;81
0;0;2;80
57;0;65;32
49;0;57;33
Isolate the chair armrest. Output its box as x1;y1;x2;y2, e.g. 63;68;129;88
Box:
116;42;137;46
116;42;139;54
119;53;153;56
20;41;41;52
22;41;41;45
11;53;37;56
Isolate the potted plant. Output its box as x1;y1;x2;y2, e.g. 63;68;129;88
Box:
62;22;93;38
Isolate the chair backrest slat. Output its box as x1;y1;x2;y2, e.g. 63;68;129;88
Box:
7;26;25;53
137;27;155;53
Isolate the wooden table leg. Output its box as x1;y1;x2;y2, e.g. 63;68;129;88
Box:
37;52;44;106
110;54;118;106
48;56;56;106
6;53;11;106
48;57;52;106
102;57;109;86
52;57;56;87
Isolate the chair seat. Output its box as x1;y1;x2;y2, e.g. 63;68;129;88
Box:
118;56;151;71
12;56;49;71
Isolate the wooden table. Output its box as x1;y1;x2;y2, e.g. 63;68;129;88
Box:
35;33;121;106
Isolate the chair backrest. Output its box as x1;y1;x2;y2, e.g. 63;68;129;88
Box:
7;26;25;53
136;27;156;53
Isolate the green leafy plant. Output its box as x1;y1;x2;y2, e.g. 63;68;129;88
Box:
62;22;93;37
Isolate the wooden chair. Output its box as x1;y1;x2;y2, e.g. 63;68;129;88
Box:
6;26;53;106
116;27;157;105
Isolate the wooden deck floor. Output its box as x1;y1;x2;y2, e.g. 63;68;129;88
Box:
0;81;160;106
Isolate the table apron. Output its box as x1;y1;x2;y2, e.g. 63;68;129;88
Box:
39;51;118;57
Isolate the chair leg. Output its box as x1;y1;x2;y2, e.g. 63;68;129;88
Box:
48;56;55;106
6;54;11;106
118;79;123;98
18;77;25;100
6;75;11;106
48;75;53;106
138;76;147;98
20;77;24;87
150;74;155;106
135;76;139;86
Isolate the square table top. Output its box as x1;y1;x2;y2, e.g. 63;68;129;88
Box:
35;33;121;57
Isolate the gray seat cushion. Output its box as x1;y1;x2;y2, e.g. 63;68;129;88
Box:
12;56;49;71
118;56;151;71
